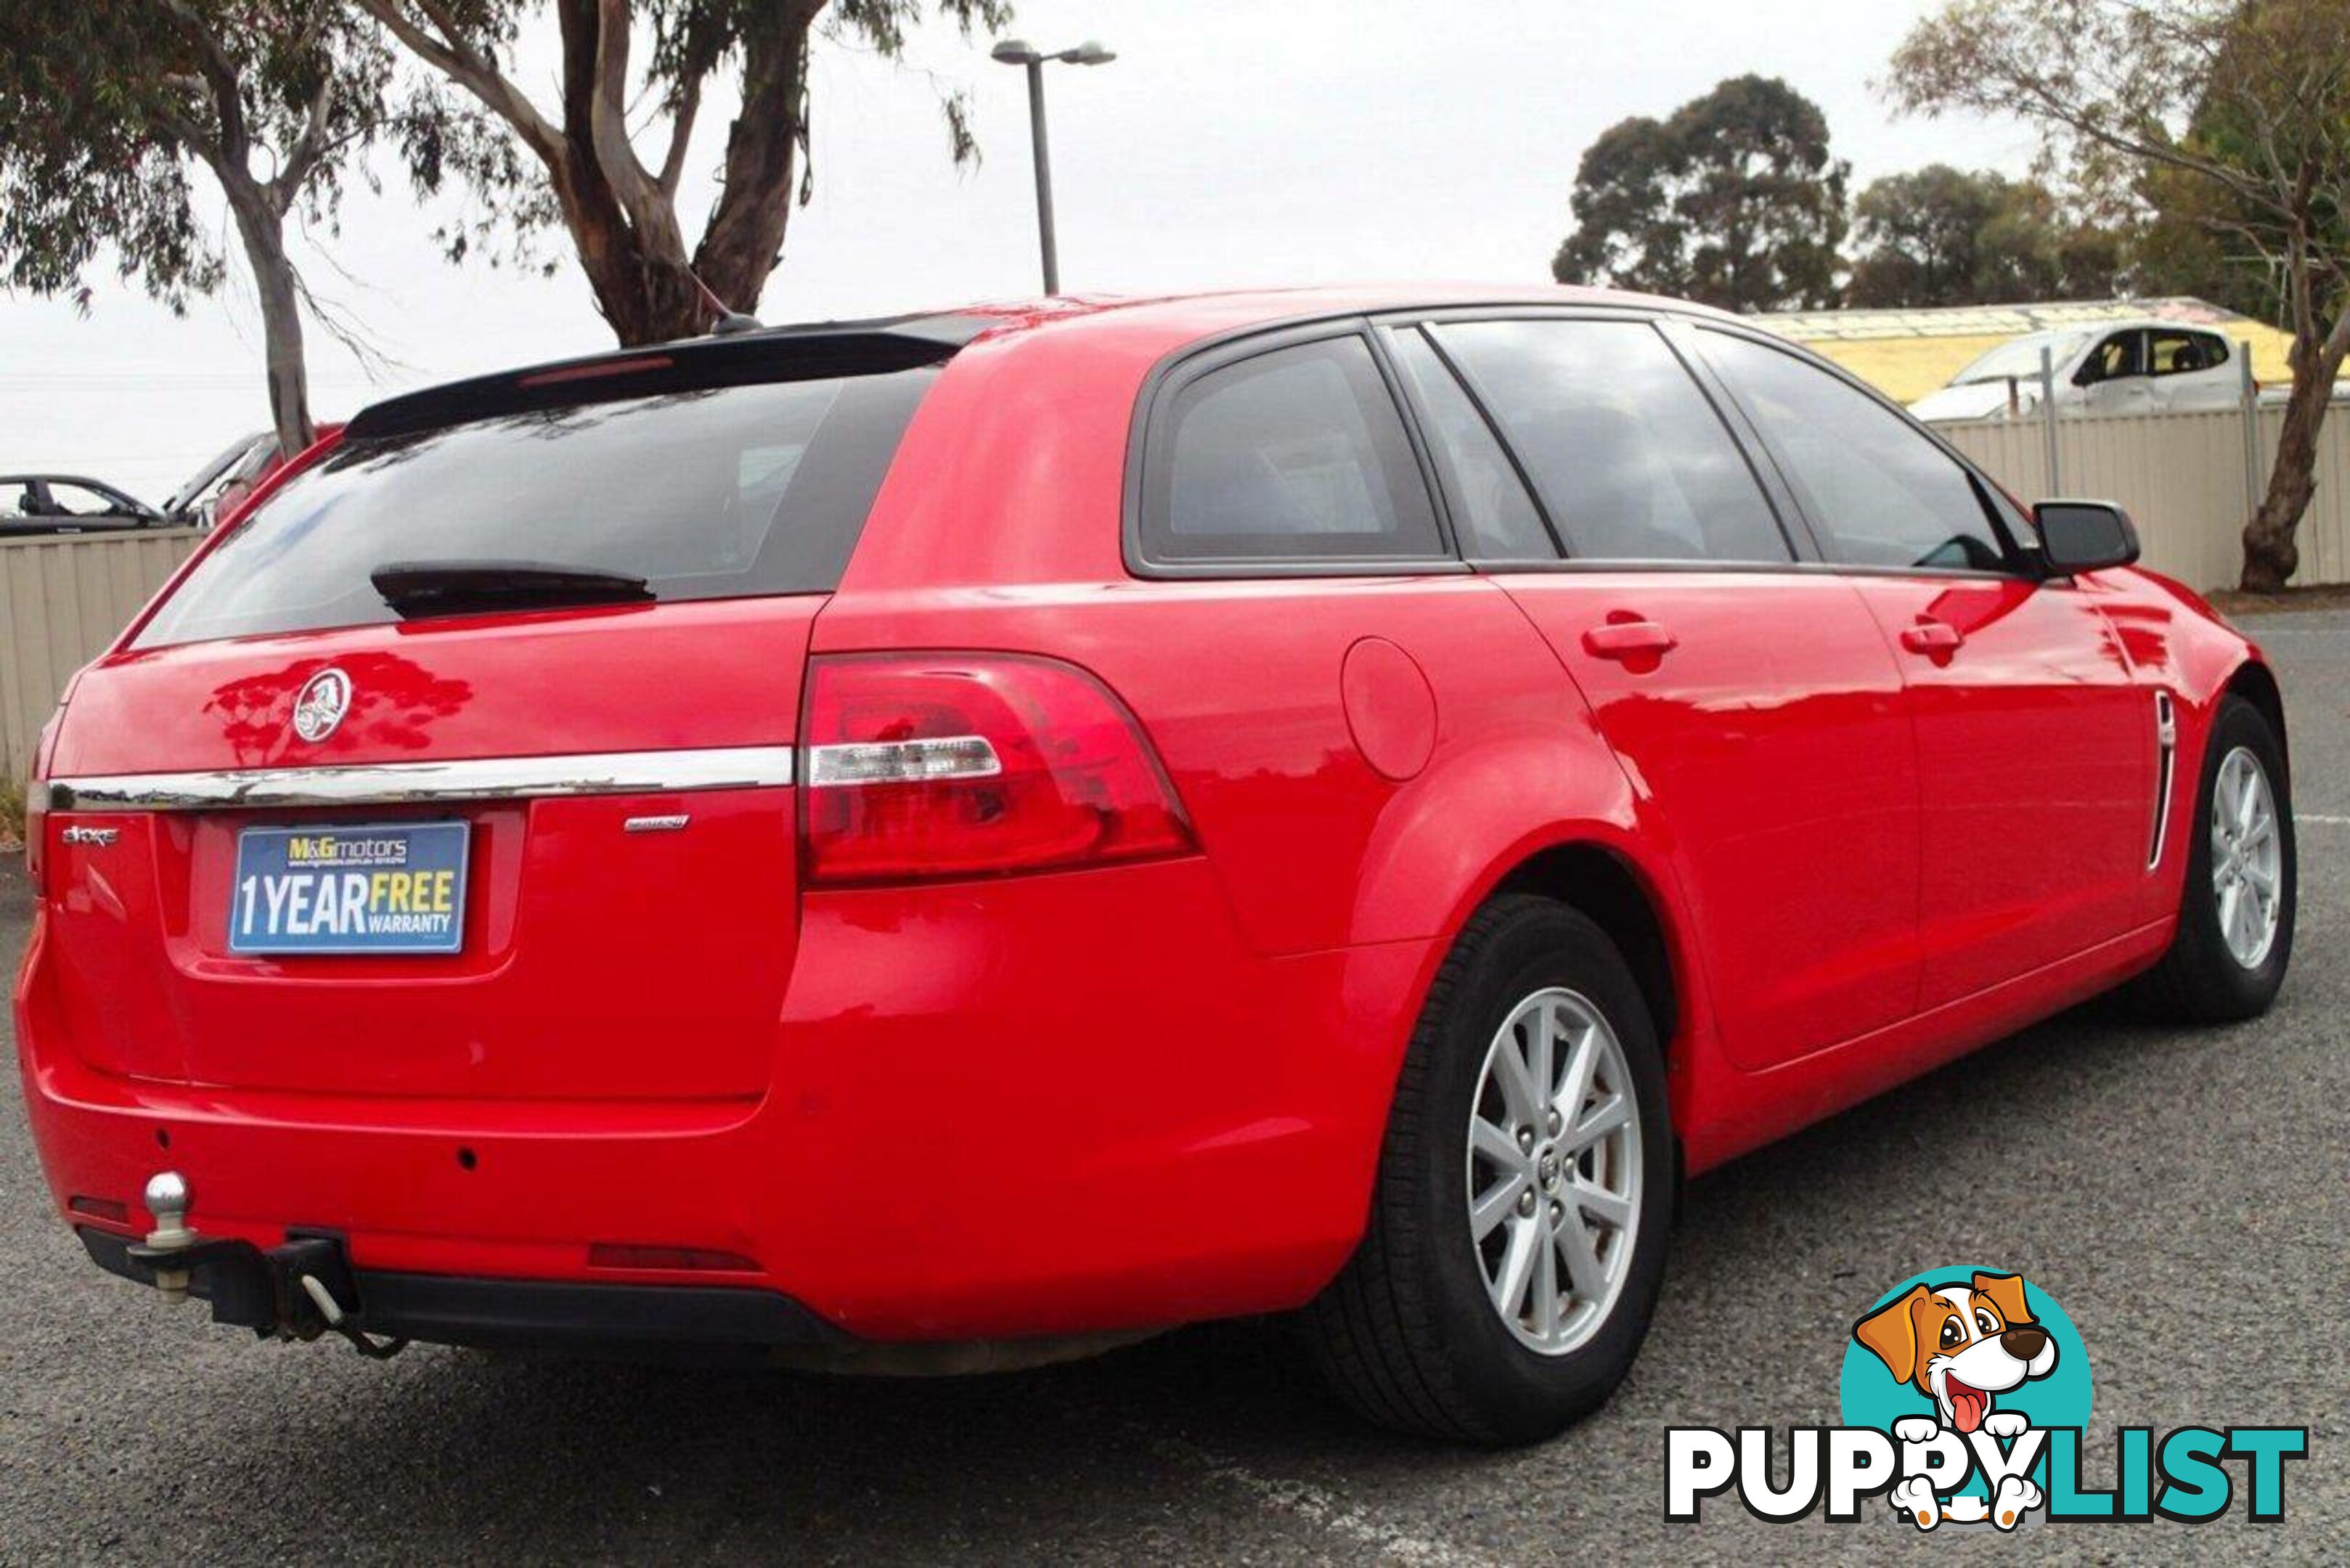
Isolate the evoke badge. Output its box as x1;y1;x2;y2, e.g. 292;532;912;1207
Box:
290;667;353;743
60;825;119;847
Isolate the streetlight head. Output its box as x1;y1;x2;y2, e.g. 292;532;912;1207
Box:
990;37;1040;64
1063;40;1117;65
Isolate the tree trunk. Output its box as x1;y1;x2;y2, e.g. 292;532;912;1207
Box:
547;156;705;346
224;185;317;458
2240;330;2346;593
690;9;815;327
361;1;823;347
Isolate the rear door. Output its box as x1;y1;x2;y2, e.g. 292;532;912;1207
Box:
2146;327;2239;412
1390;314;1924;1071
1693;327;2153;1008
2076;330;2155;417
38;348;939;1101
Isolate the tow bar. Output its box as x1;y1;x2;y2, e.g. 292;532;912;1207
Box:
125;1172;407;1359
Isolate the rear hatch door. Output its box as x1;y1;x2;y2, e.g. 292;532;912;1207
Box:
38;335;947;1103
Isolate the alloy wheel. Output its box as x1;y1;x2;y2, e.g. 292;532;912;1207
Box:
2211;745;2283;970
1465;987;1643;1355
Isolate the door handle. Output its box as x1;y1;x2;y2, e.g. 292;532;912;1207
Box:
1581;618;1678;663
1899;618;1965;657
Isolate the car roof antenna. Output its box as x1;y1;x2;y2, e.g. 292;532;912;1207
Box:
686;269;764;337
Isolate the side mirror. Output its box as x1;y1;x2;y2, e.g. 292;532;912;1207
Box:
2033;500;2140;573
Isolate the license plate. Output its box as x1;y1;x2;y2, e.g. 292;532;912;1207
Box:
229;821;470;955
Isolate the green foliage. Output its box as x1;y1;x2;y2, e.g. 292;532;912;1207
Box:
1554;75;1848;314
1847;166;2124;307
366;0;1012;340
1887;0;2349;338
2129;13;2349;325
0;776;23;849
0;2;396;311
1889;0;2350;590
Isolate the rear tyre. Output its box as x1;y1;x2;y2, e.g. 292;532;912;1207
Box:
2125;694;2295;1022
1302;895;1673;1444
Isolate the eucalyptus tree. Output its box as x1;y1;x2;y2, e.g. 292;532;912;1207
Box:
0;1;403;454
1554;75;1849;314
358;1;1012;345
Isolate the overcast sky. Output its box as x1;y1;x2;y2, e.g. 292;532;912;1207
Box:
0;0;2033;500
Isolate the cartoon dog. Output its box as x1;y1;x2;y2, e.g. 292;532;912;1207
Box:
1853;1272;2058;1530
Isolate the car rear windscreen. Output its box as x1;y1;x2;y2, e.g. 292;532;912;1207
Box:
133;365;937;648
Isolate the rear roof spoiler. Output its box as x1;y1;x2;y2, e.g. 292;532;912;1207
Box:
346;312;999;441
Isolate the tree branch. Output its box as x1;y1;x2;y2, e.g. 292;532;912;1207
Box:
271;73;339;212
154;0;248;167
657;70;702;197
355;0;564;168
586;0;661;220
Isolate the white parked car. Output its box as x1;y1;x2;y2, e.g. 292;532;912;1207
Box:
1908;320;2244;422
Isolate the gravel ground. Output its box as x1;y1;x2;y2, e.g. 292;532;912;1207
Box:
2;610;2343;1564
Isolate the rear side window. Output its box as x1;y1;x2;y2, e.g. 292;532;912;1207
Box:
1384;327;1559;560
1138;335;1443;565
2149;329;2227;375
1431;319;1791;564
1699;331;2013;572
134;367;936;648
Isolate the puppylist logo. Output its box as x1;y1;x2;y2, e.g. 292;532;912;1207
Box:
1665;1267;2307;1530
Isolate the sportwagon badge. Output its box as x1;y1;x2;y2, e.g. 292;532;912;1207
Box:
290;667;352;743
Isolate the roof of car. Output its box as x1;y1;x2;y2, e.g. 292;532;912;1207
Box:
945;282;1743;342
0;474;132;491
1986;319;2232;342
345;285;1742;440
691;282;1740;343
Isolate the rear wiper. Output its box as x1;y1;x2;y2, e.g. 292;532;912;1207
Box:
370;560;653;619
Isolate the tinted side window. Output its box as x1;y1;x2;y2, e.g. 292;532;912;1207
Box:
2081;331;2145;383
1431;319;1790;564
1142;335;1443;564
1384;327;1558;560
49;483;126;517
1701;331;2013;573
2149;330;2227;375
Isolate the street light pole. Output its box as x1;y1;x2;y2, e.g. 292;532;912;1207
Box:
991;38;1116;297
1021;55;1058;295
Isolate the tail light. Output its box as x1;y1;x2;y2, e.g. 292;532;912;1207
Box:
801;653;1194;885
23;709;60;894
21;780;44;894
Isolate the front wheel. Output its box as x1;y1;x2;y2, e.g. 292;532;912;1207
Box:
1302;896;1673;1444
2126;693;2295;1022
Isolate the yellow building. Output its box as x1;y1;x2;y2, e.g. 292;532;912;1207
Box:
1758;297;2302;404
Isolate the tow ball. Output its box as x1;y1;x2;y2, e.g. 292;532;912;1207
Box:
139;1172;197;1302
124;1171;407;1359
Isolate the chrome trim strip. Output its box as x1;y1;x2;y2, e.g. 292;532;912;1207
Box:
2147;690;2179;870
42;746;796;812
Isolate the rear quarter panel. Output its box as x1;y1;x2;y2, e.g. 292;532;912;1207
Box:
2086;564;2280;916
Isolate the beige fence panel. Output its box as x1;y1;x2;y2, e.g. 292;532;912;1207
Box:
1940;407;2350;592
1;529;201;779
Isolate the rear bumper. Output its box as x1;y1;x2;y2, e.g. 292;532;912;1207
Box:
78;1227;839;1362
17;859;1434;1345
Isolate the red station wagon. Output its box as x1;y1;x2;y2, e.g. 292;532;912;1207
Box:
15;287;2294;1442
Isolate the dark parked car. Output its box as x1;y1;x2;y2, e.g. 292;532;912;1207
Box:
0;475;164;536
